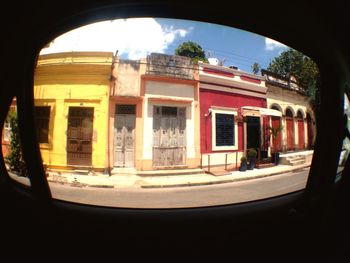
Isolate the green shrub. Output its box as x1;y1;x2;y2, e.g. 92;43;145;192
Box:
240;156;247;162
247;148;257;158
5;111;28;177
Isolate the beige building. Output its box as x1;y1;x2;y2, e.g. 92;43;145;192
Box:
109;53;201;171
262;70;315;153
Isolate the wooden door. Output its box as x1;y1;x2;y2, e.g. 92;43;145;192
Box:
114;105;135;167
67;107;94;166
298;119;305;149
307;116;313;148
286;117;294;151
153;106;186;167
271;116;282;152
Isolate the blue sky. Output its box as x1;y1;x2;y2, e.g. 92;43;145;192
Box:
41;17;289;73
157;18;289;72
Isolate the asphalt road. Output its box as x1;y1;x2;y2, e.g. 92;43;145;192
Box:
49;167;310;208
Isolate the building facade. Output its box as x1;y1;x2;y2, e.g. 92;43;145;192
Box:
199;63;280;168
262;69;315;152
7;52;315;174
109;53;201;171
34;52;113;171
31;52;201;173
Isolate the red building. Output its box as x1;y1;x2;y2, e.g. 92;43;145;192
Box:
199;63;280;169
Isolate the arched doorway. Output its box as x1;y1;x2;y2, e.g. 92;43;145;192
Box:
270;105;282;152
306;113;314;149
285;108;294;151
297;110;305;149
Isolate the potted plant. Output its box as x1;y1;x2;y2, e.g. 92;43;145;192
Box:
239;156;247;172
268;124;283;165
247;148;257;170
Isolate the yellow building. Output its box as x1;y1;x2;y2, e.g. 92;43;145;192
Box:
33;52;201;173
34;52;113;171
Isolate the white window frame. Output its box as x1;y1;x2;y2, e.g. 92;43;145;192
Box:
211;107;238;151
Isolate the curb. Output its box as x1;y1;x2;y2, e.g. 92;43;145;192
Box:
140;164;311;189
44;164;311;189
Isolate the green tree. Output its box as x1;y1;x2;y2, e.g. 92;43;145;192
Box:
5;110;28;177
175;41;208;64
251;62;261;75
267;48;320;112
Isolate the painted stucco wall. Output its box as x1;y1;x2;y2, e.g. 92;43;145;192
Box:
200;88;266;154
112;59;147;97
110;54;200;171
267;85;313;150
267;85;311;116
34;52;113;170
145;80;195;101
141;79;200;169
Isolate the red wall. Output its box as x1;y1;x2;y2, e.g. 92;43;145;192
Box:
200;88;267;153
1;136;10;157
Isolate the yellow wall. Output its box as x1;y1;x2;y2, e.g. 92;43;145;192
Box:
34;52;113;170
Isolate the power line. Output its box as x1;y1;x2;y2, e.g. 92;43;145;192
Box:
202;46;269;65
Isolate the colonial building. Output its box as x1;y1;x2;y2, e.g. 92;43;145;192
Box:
34;52;113;171
109;53;201;171
32;52;201;173
261;69;315;152
199;63;280;169
5;52;315;175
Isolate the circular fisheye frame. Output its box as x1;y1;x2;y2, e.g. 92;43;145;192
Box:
30;17;319;209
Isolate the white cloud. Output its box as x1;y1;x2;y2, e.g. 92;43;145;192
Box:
40;18;190;59
265;37;288;51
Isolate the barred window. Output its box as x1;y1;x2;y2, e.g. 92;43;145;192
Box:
34;106;50;143
215;113;235;146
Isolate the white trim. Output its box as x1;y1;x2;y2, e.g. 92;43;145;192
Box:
211;107;238;151
242;106;282;117
211;106;238;112
198;62;266;80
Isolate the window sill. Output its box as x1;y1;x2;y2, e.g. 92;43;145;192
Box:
212;145;238;151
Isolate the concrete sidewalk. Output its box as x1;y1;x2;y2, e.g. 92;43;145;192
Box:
45;162;311;189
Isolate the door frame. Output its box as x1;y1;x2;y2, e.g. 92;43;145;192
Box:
66;106;94;167
113;104;136;168
297;118;305;149
152;105;187;167
271;116;282;152
286;117;295;151
245;115;261;151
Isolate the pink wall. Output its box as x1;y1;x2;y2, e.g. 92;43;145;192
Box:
200;88;267;153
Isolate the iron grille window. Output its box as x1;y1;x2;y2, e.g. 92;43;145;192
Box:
215;113;234;146
116;105;136;115
162;106;177;116
34;106;50;143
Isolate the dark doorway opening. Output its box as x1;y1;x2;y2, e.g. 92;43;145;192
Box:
246;116;260;150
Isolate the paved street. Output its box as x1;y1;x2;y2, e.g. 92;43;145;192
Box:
49;167;309;208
